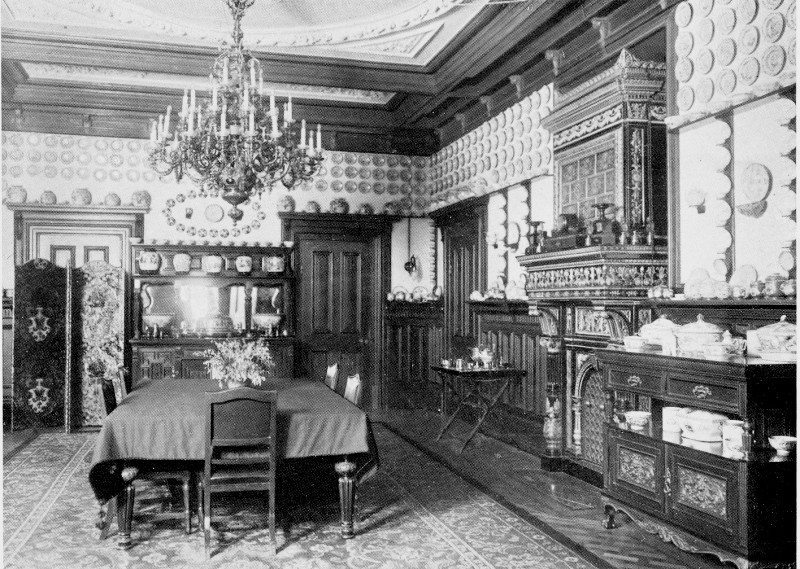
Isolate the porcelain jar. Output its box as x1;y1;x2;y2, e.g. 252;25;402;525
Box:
71;188;92;205
201;254;224;274
172;252;191;273
138;250;161;273
235;255;253;273
722;419;745;451
263;255;284;273
132;190;152;208
6;185;27;204
104;192;121;206
40;190;57;205
764;273;787;298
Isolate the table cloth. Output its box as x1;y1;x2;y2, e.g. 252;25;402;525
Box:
89;377;378;541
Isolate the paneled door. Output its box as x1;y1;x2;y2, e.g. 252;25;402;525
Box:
299;239;373;390
284;213;393;410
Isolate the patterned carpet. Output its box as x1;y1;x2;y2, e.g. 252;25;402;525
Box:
4;426;605;569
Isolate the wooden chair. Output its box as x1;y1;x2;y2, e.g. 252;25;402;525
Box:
202;388;278;558
324;362;340;391
94;369;196;547
343;373;362;407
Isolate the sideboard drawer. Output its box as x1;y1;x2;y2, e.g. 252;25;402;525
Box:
609;368;662;394
666;377;739;412
182;348;208;359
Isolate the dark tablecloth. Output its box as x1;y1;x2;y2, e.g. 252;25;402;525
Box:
89;378;379;502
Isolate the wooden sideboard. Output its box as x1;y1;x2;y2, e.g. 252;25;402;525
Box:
597;348;796;569
129;242;295;386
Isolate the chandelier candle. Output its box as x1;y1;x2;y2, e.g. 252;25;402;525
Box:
148;0;325;223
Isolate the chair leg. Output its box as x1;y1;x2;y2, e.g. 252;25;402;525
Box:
204;482;211;559
183;476;191;534
117;483;135;549
269;488;276;555
196;475;204;532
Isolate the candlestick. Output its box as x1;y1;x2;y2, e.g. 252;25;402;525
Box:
287;97;293;123
190;89;196;112
300;119;306;147
316;124;322;153
271;112;279;138
221;102;227;134
249;59;256;86
270;91;276;115
249;109;255;136
259;69;264;95
164;106;172;137
181;90;188;117
243;86;249;112
222;59;229;84
150;120;157;142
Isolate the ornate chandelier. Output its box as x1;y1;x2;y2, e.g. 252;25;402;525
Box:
148;0;324;222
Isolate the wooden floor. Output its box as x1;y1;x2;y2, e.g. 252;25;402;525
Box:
372;408;730;569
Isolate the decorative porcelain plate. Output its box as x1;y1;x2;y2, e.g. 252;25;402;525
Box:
315;179;329;191
372;155;386;167
763;12;786;42
717;7;737;34
677;85;696;110
696;77;715;102
358;154;371;166
716;38;738;66
677;58;695;85
738;56;760;85
697;48;715;74
330;152;343;164
358;181;371;193
764;0;783;7
344;166;358;179
205;204;224;223
331;180;343;192
358;167;370;179
788;1;796;29
739;25;760;54
698;18;715;44
742;163;772;202
717;67;738;95
344;153;357;164
675;2;693;27
344;181;357;193
762;45;786;75
675;31;695;56
737;0;758;23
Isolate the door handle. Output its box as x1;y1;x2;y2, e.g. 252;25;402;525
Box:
359;338;369;345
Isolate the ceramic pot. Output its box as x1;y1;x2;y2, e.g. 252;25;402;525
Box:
40;190;57;205
357;203;375;215
172;252;191;273
765;273;787;298
755;315;796;360
330;198;349;214
678;409;727;442
71;188;92;205
138;250;161;272
263;256;284;273
277;195;295;212
132;190;152;208
748;280;766;298
722;420;744;451
675;315;725;355
104;192;121;206
639;315;680;346
201;254;224;274
6;186;27;204
235;255;253;273
305;201;321;213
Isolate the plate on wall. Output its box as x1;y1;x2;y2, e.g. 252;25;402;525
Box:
716;38;737;67
762;45;786;76
742;163;772;201
675;2;693;27
205;204;224;223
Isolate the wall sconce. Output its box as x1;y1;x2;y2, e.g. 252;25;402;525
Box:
485;231;508;252
404;218;420;278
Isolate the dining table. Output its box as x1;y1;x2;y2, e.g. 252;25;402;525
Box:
89;377;379;548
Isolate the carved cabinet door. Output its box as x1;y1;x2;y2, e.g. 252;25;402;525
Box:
606;428;665;516
664;446;741;546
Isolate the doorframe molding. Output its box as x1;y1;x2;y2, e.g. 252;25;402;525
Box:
280;213;397;410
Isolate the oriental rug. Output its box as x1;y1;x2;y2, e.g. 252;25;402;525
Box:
3;426;604;569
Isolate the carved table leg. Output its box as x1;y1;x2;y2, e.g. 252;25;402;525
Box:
183;477;191;534
602;504;617;529
117;483;135;549
335;459;356;539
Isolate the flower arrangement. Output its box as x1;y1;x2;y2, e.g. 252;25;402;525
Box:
203;338;275;389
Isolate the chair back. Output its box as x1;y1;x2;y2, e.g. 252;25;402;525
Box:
204;388;278;478
113;366;129;404
324;362;339;391
343;373;362;407
96;378;117;419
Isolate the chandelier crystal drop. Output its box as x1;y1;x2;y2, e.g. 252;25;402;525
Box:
148;0;325;223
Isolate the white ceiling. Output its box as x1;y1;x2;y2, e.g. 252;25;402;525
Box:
2;0;487;65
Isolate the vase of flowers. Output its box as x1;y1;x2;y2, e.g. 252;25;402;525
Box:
203;338;275;389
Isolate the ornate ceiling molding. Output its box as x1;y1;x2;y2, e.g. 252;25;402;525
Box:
21;62;396;104
339;22;442;60
5;0;468;49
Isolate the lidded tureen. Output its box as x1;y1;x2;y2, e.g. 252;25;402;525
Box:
755;315;796;362
638;315;680;346
675;315;725;355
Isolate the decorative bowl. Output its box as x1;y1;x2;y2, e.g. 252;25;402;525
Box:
142;313;174;329
769;436;797;456
624;411;651;431
252;313;281;330
623;335;646;350
172;252;191;273
662;406;688;432
201;254;224;274
200;313;235;335
677;409;727;442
